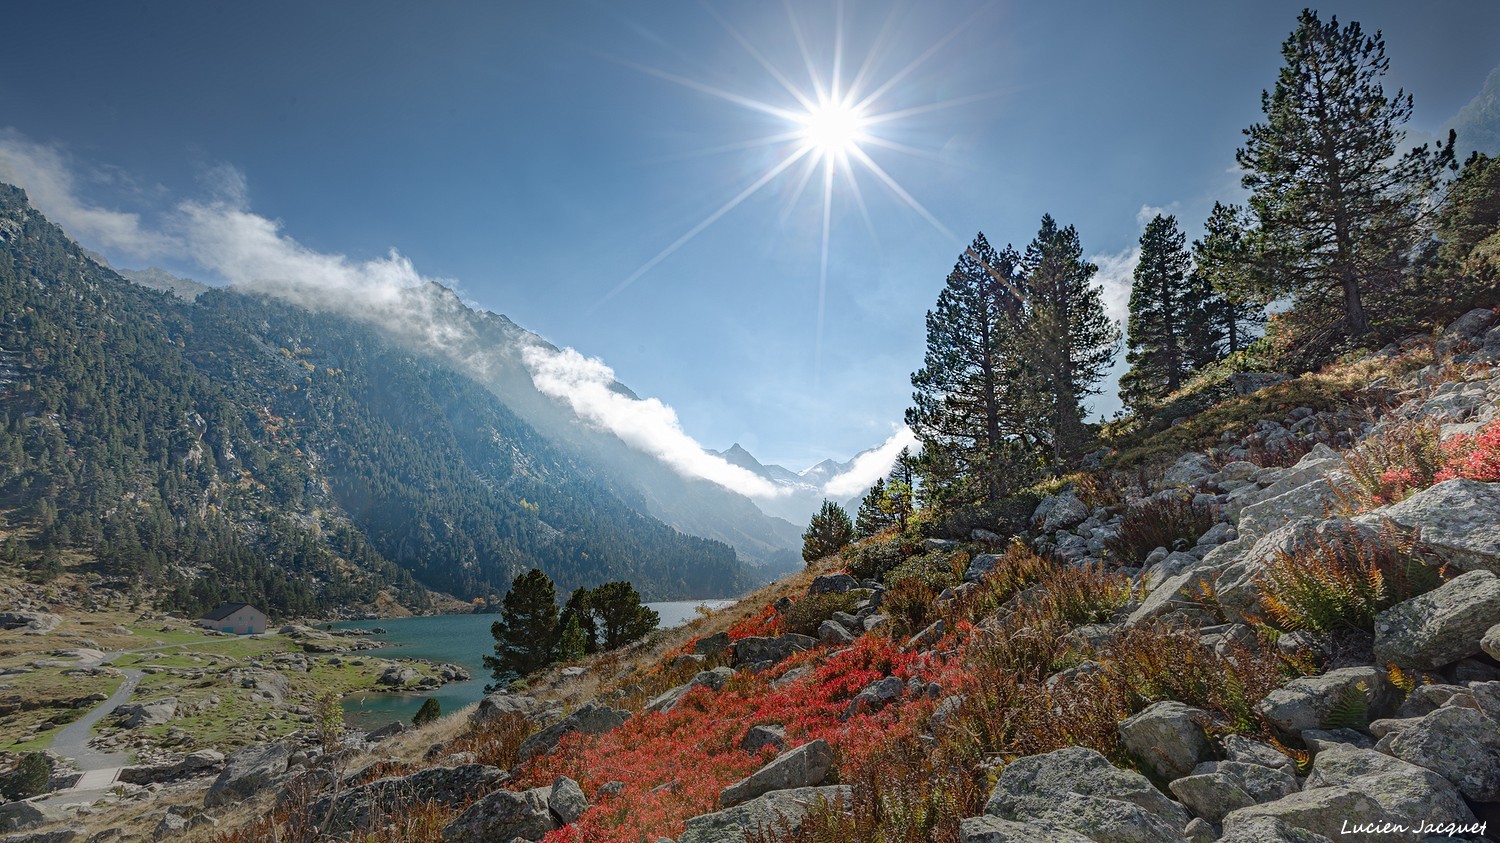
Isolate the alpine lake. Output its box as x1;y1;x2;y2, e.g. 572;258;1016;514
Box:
333;600;734;728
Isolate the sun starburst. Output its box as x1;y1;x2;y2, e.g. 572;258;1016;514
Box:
796;98;870;159
598;3;996;377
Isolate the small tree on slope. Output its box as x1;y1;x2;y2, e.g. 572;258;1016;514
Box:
803;499;855;563
485;568;559;683
1121;213;1224;412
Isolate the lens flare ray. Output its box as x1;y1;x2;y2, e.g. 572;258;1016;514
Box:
604;3;982;372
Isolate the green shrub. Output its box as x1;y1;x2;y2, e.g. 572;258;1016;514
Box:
0;753;52;801
413;697;441;727
881;551;962;592
842;537;913;582
779;592;861;637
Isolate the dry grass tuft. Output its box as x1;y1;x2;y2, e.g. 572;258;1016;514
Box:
1105;497;1218;565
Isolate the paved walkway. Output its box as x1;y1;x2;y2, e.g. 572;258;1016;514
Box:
36;635;260;801
41;664;142;800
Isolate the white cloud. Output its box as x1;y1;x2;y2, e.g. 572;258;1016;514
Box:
0;127;804;502
1090;245;1139;326
822;426;919;498
1135;202;1179;227
522;345;789;499
0;131;177;257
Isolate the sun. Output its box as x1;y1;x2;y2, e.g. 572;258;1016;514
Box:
600;2;993;377
796;99;869;159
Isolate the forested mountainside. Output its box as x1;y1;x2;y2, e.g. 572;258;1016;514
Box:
361;282;806;571
0;184;752;615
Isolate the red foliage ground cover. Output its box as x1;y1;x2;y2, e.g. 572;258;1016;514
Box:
521;635;949;842
1437;419;1500;483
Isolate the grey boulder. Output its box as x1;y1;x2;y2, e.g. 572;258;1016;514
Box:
1256;667;1392;735
516;704;630;762
440;787;555;842
1033;493;1089;533
1303;744;1474;827
1386;705;1500;801
982;746;1190;842
818;620;855;646
1222;787;1385;842
739;724;787;754
473;693;551;724
959;816;1093;842
1372;569;1500;669
731;635;816;667
313;764;510;833
809;573;859;595
1117;701;1214;781
1168;760;1298;824
844;676;904;718
114;697;177;728
719;740;834;808
204;742;292;807
678;785;851;843
1217;815;1333;843
549;776;588;825
1355;479;1500;574
1483;622;1500;661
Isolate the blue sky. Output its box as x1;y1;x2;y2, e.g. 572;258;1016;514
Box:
2;1;1497;476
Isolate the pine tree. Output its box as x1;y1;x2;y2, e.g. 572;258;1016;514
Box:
802;500;855;562
1434;152;1500;285
855;477;892;537
1237;10;1453;340
412;697;441;727
907;234;1038;501
1179;270;1227;371
1192;202;1267;354
588;581;659;650
560;587;599;654
1021;215;1120;467
484;568;559;682
1121;214;1226;412
555;611;588;662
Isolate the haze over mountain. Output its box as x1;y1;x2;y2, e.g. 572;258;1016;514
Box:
0;185;768;615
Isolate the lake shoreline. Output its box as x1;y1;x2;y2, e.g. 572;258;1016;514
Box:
333;599;737;728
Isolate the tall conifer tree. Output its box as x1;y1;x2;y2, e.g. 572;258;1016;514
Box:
1121;214;1222;411
802;500;855;562
485;568;559;683
1193;202;1267;354
1021;216;1119;467
855;477;892;537
907;234;1037;500
1237;10;1452;340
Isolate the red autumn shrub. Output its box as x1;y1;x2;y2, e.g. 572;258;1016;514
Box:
726;603;782;639
513;636;943;843
1436;419;1500;482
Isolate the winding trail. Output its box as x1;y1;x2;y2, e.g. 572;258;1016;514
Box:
41;637;245;800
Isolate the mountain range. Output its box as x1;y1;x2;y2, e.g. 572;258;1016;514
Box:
707;444;867;523
0;183;831;616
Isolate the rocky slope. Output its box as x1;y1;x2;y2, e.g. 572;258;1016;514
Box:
6;309;1500;843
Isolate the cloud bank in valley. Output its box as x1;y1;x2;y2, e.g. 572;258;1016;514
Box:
0;129;855;502
522;346;788;499
823;426;920;498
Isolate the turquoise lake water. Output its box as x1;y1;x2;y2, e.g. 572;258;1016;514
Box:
333;600;734;729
